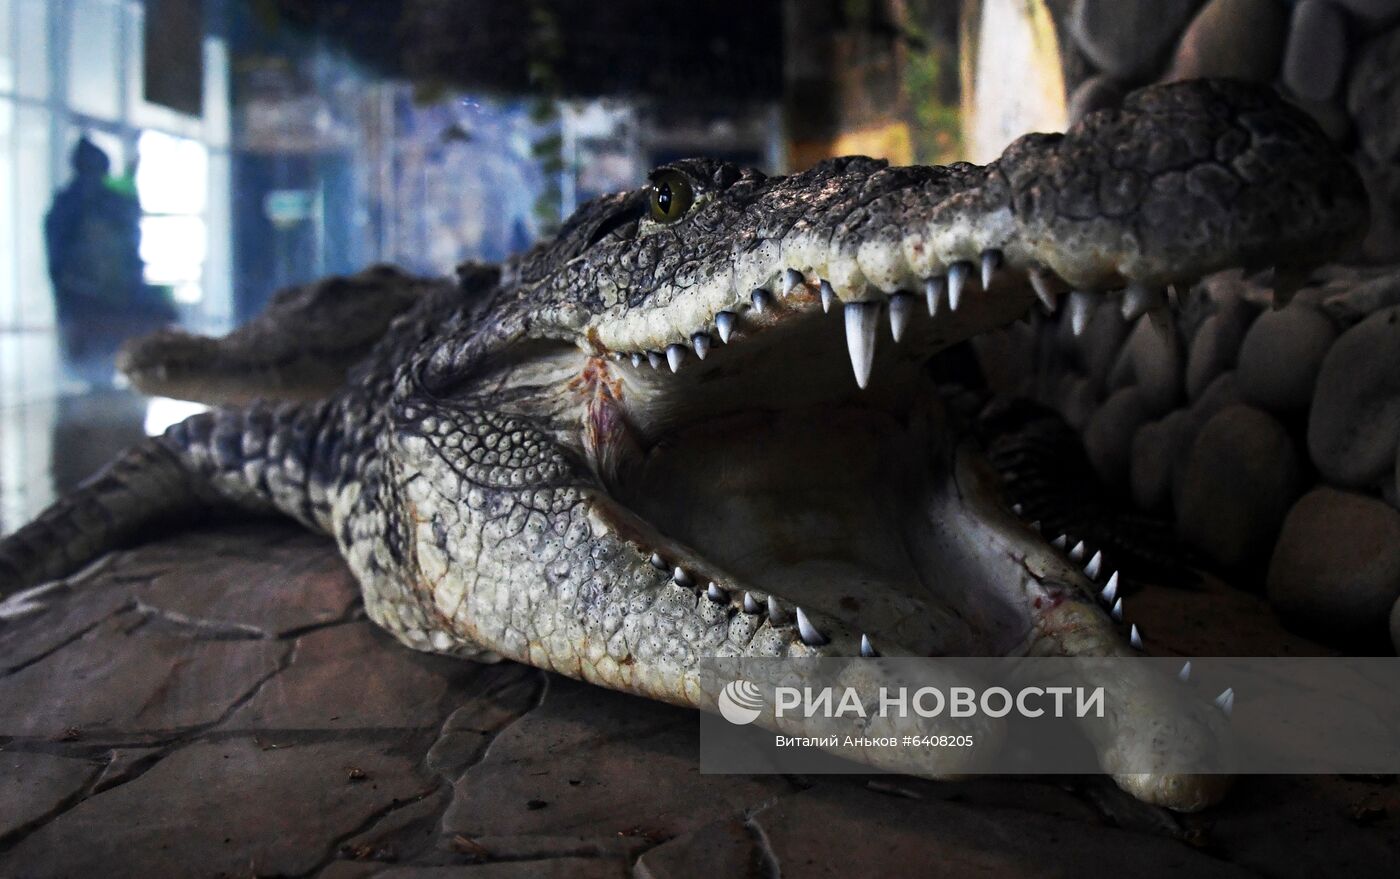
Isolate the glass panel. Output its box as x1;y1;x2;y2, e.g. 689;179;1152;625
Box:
0;390;57;533
139;214;206;284
136;129;206;214
67;0;123;120
0;100;14;329
202;36;229;147
199;149;231;333
15;103;52;326
14;0;48;101
122;0;141;119
0;0;15;95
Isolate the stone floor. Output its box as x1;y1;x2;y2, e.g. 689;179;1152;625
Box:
1;521;1398;878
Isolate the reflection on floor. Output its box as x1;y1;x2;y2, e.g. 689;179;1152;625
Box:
0;390;205;535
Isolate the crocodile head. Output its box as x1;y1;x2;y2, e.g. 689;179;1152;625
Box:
394;80;1365;811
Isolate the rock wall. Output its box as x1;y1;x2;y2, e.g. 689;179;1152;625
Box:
980;265;1400;652
980;1;1400;652
1055;0;1400;262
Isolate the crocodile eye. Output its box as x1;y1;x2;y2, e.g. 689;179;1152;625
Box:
649;170;694;224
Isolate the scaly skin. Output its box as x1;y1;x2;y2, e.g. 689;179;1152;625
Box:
0;81;1367;811
117;264;453;405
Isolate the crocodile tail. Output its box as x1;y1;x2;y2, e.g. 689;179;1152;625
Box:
0;440;206;594
0;400;337;596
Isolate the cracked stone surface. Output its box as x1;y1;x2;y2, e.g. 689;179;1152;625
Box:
1;520;1398;877
0;752;100;842
0;610;287;740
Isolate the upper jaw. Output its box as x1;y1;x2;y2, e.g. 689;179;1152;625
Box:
559;79;1366;369
590;255;1042;406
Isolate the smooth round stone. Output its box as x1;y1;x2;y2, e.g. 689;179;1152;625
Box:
1186;297;1253;401
1059;375;1098;432
1268;487;1400;641
1130;409;1192;511
1078;299;1130;395
1069;0;1202;80
1066;74;1126;123
1283;0;1350;102
1172;371;1244;510
1320;264;1400;322
1349;27;1400;163
1084;386;1153;487
1109;314;1183;415
1166;0;1289;83
1237;303;1337;411
1177;405;1301;568
1308;305;1400;486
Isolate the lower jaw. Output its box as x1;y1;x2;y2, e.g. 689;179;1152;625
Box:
599;382;1061;658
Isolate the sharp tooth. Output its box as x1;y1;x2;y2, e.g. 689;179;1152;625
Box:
631;353;644;368
650;553;668;571
767;596;789;625
691;332;711;360
948;261;971;310
1178;661;1192;683
743;592;762;614
980;249;1003;289
666;344;686;373
782;268;804;296
1069;540;1087;563
1011;503;1024;517
795;607;829;646
888;293;915;343
1100;571;1119;604
925;276;946;316
1030;268;1058;312
1084;550;1103;580
1120;283;1163;321
1029;520;1042;533
751;288;773;312
647;351;664;369
1111;597;1123;621
715;311;736;344
672;566;693;587
1051;534;1068;550
860;634;878;657
820;280;837;313
707;582;727;602
1129;624;1143;650
1214;688;1234;716
843;301;880;390
1068;291;1093;336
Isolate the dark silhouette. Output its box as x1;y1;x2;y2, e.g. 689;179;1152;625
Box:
44;137;176;385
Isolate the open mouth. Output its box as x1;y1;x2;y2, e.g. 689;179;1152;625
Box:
568;263;1237;811
583;264;1117;661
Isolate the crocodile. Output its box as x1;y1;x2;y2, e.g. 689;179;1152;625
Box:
0;80;1368;812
